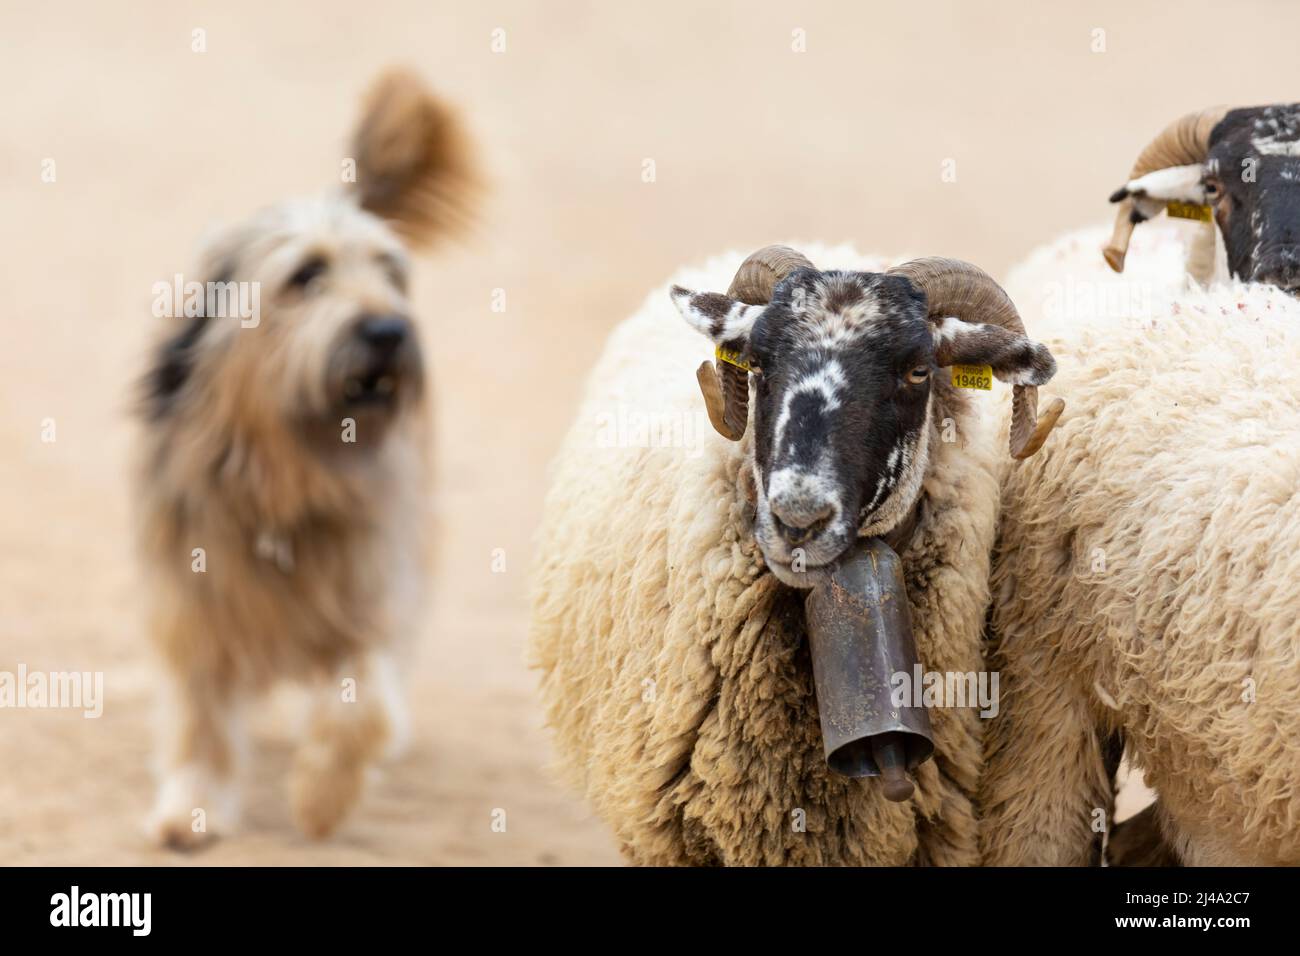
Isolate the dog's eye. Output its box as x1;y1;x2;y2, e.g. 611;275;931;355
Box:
906;366;929;384
378;255;408;292
287;257;328;292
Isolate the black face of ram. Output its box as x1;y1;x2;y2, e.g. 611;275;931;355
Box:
1208;105;1300;290
744;271;934;586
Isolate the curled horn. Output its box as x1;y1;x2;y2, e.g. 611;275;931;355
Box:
697;245;815;440
887;258;1064;460
1103;106;1230;272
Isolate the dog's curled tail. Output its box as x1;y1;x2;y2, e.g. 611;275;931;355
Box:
349;67;480;248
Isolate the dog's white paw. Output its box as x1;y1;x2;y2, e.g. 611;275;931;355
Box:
147;767;239;851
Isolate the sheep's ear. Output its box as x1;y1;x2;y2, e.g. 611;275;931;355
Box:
931;318;1057;386
669;285;764;348
1108;163;1208;215
349;68;479;248
1111;163;1209;203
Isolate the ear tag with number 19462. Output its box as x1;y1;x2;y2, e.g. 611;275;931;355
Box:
950;364;992;390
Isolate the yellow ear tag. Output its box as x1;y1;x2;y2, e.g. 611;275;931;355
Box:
1167;200;1213;223
715;346;754;372
951;364;993;390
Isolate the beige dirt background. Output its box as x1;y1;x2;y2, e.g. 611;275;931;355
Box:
2;0;1296;865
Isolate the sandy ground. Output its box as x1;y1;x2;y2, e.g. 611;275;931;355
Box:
2;0;1296;865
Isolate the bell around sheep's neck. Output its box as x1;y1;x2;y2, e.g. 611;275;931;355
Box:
804;536;935;801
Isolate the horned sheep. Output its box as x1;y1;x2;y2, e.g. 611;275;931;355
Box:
529;243;1062;865
978;105;1300;865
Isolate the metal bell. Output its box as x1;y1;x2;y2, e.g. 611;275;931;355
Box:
804;536;935;801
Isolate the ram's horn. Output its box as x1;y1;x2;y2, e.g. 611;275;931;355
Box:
1103;106;1231;272
698;244;815;440
887;257;1064;460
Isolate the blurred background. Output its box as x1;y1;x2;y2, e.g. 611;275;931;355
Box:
1;0;1296;864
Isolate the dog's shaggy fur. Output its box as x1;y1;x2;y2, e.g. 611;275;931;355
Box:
137;70;475;847
530;245;1010;866
979;222;1300;866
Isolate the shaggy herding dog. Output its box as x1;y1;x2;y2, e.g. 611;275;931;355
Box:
136;70;475;848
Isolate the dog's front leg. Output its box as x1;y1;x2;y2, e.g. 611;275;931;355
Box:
289;651;408;838
148;673;245;850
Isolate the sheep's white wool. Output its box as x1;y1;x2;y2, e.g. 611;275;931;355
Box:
530;243;1009;865
980;221;1300;866
1006;218;1224;340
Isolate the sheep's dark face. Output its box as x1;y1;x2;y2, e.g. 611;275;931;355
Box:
738;271;936;586
1205;106;1300;289
672;267;1055;587
1113;105;1300;289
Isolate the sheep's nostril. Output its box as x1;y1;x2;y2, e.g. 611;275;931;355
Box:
773;507;834;545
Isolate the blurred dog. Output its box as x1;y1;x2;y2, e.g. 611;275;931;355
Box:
136;70;475;847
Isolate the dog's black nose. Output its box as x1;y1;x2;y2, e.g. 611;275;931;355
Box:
355;315;411;352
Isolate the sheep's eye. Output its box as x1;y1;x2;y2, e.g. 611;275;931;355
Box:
906;366;930;385
287;257;328;292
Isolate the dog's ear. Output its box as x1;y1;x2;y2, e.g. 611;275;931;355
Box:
348;68;479;248
139;226;243;421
